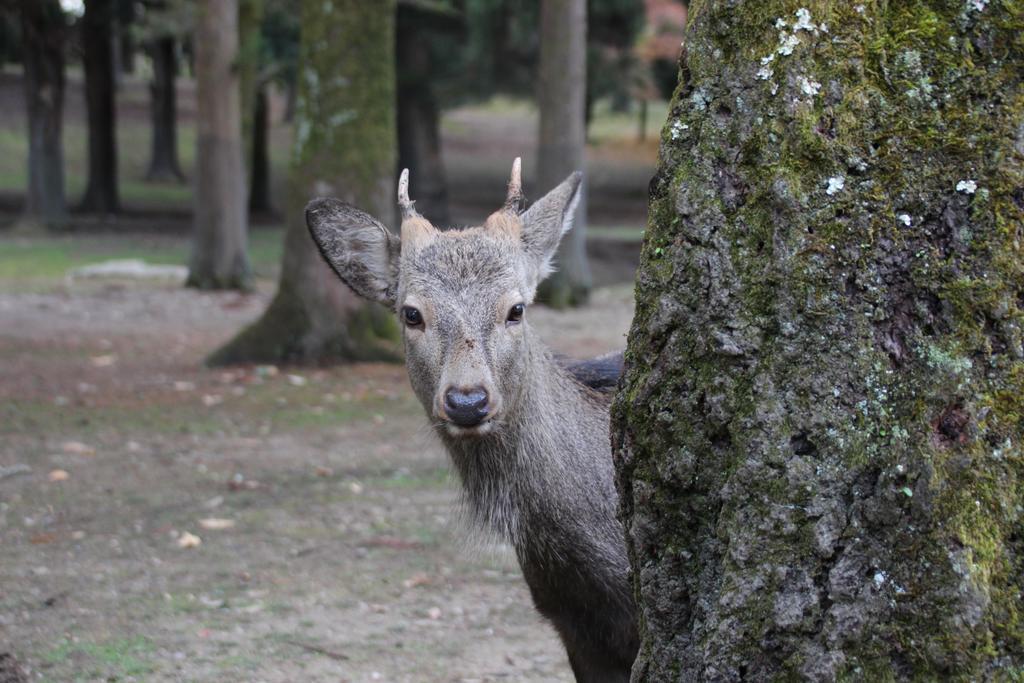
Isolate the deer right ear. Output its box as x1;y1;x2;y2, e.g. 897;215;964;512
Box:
518;171;583;284
306;198;401;308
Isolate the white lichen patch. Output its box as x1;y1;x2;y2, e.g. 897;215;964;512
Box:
968;0;988;11
826;176;846;195
873;571;888;589
670;120;688;140
799;77;821;96
777;33;800;56
956;179;978;194
855;4;866;13
793;8;815;32
757;66;774;80
898;213;912;227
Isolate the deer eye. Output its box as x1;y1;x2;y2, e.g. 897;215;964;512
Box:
401;306;424;328
506;303;525;325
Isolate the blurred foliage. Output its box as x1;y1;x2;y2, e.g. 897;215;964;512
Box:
424;0;646;112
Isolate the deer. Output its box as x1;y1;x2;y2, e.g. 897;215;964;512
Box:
305;159;638;682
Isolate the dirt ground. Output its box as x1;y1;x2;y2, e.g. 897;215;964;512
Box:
0;277;635;682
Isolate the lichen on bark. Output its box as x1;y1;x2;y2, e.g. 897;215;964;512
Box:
612;1;1023;680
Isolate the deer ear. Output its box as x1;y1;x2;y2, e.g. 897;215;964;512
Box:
306;198;400;307
519;171;582;282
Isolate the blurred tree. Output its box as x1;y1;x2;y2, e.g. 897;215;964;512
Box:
17;0;67;229
396;1;463;227
186;0;251;290
534;0;590;308
209;0;401;365
79;0;121;213
135;0;189;183
614;2;1023;679
237;0;266;212
114;0;136;78
144;35;184;181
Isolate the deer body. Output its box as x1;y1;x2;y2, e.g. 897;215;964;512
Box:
307;160;638;682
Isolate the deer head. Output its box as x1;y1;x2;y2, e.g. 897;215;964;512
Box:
306;158;582;438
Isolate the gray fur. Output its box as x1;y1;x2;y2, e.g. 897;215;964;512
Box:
306;170;637;682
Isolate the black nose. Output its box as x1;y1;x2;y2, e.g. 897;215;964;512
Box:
443;386;490;427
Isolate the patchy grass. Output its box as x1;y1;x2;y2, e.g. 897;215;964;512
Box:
0;229;284;290
41;635;156;682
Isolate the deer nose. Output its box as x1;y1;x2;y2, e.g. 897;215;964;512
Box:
443;386;490;427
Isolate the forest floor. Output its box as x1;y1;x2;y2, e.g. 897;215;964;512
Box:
0;69;651;681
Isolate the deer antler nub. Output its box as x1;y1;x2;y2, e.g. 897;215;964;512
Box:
503;157;523;213
398;168;419;219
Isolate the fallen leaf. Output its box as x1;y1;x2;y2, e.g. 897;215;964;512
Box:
402;574;432;589
173;381;196;392
362;536;422;550
61;441;95;455
198;518;235;530
48;469;70;482
90;354;116;367
427;606;442;620
201;394;224;407
287;374;307;387
178;531;202;549
348;482;364;494
30;532;59;545
315;466;333;477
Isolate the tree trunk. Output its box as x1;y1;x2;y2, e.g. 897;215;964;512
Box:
116;0;136;76
612;2;1023;681
19;0;67;229
79;0;120;214
186;0;251;290
208;0;400;366
396;6;450;227
534;0;591;308
144;36;184;183
238;0;264;203
248;85;273;214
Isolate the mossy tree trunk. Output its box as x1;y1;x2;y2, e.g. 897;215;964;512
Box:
20;0;67;229
612;1;1023;680
534;0;592;309
187;0;251;290
209;0;401;366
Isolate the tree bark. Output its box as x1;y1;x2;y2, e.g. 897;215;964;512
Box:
209;0;400;365
186;0;251;290
79;0;120;214
144;36;184;183
534;0;591;308
396;4;450;227
238;0;264;208
248;84;273;214
613;2;1024;681
19;0;67;228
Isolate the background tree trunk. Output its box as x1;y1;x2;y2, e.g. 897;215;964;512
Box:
613;2;1023;680
238;0;264;210
208;0;400;366
79;0;120;213
248;85;273;214
116;0;136;76
396;3;450;227
186;0;251;290
534;0;590;308
144;36;184;182
19;0;66;228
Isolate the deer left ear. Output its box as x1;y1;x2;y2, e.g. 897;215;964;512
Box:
519;171;582;283
306;198;401;307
